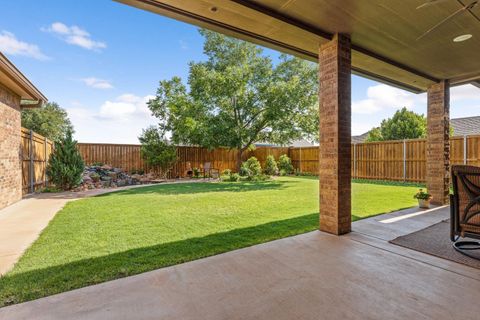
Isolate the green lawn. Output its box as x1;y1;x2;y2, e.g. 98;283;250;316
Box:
0;176;420;306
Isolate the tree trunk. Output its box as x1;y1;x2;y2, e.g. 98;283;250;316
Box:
236;148;245;172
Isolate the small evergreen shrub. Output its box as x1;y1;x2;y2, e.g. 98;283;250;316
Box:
46;131;84;190
240;157;262;179
279;169;287;176
264;155;278;175
222;169;232;176
278;154;294;175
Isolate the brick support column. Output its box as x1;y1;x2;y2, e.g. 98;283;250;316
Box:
426;80;450;205
319;34;352;235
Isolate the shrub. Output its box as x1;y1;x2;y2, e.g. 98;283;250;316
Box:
279;169;287;176
264;155;278;175
222;169;232;176
240;157;262;179
228;173;241;182
193;168;200;178
46;131;84;190
139;126;178;179
278;154;294;175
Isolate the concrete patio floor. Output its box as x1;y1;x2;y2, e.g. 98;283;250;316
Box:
1;205;479;320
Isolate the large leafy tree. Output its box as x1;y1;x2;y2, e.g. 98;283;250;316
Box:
22;102;73;142
148;29;318;170
366;107;426;142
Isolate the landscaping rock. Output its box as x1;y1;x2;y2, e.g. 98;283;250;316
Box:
76;164;162;191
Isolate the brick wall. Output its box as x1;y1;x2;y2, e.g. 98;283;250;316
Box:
426;80;450;205
318;34;352;235
0;83;22;210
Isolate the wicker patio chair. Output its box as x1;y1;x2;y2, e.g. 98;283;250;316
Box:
450;165;480;258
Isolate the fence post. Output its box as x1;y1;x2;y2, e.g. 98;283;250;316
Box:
29;130;34;193
403;139;407;182
299;147;302;173
44;137;48;187
464;135;467;165
353;143;357;178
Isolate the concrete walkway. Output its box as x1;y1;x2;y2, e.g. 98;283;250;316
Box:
1;206;480;319
0;182;190;275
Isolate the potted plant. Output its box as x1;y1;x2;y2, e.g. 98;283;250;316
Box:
414;189;432;209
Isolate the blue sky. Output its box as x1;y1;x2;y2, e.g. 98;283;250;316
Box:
1;0;479;143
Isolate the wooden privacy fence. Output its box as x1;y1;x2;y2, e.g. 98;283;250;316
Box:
77;143;289;178
21;128;54;194
77;136;480;183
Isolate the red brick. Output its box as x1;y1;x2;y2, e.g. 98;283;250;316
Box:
0;83;22;209
426;80;449;205
319;34;352;235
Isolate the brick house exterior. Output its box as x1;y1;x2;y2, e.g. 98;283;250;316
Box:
0;53;47;210
0;84;22;209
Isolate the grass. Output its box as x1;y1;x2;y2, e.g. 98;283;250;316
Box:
0;176;419;306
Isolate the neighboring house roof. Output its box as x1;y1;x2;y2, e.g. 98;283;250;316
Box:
351;116;480;143
255;139;314;148
450;116;480;136
289;139;314;147
351;132;369;144
0;52;47;107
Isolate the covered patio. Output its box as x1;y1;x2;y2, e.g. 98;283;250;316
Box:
2;0;479;318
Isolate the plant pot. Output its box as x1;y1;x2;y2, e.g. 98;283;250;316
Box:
418;199;431;209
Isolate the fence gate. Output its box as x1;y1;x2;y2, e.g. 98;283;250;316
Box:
21;128;54;194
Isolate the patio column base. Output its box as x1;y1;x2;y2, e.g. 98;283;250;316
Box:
318;34;352;235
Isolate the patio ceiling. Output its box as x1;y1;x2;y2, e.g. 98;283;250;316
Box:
116;0;480;93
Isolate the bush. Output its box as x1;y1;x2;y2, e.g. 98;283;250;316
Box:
46;131;84;190
193;168;200;178
222;169;232;176
228;173;241;182
263;155;278;175
240;157;262;179
279;169;287;176
278;154;294;175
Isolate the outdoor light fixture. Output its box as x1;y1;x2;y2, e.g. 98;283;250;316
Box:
453;34;473;42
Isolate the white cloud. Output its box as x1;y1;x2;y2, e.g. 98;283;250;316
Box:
451;84;480;101
179;40;188;50
81;77;113;89
67;94;157;144
352;84;418;114
43;22;106;51
0;31;50;60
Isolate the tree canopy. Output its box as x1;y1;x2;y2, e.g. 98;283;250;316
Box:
147;29;318;169
21;102;73;142
366;107;426;142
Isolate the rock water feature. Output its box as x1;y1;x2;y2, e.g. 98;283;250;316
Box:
74;165;158;191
